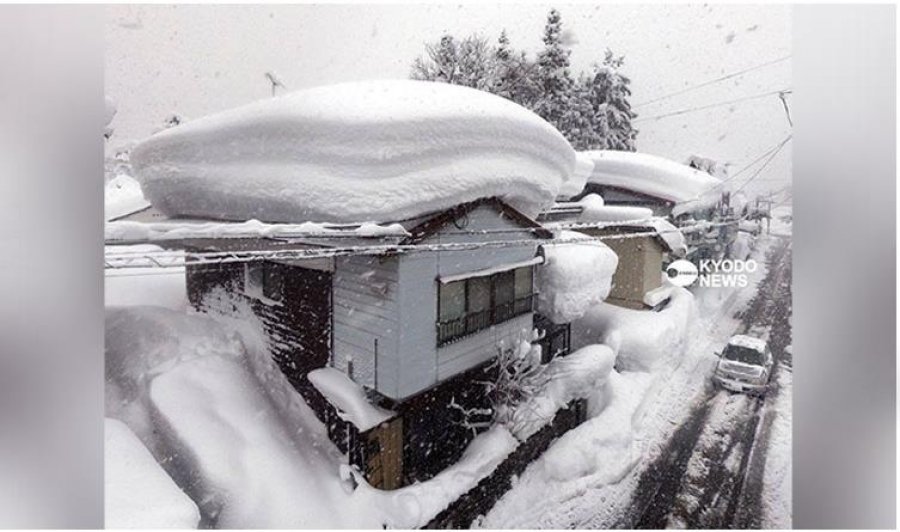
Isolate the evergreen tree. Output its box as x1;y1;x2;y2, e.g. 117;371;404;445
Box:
532;9;574;132
585;50;638;150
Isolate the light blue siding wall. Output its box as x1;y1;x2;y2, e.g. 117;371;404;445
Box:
331;254;400;390
331;204;544;401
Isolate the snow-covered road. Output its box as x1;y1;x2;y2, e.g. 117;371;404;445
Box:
625;237;792;529
481;234;792;529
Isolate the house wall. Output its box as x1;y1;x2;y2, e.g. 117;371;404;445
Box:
581;230;665;309
388;204;541;400
331;254;401;391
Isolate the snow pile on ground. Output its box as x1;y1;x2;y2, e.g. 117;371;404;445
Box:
105;299;524;528
480;369;653;528
571;287;697;372
761;368;792;528
583;150;723;216
536;231;619;324
104;418;200;529
131;79;575;224
730;231;755;260
558;152;594;199
508;344;616;440
105;218;408;243
105;174;149;222
308;367;395;431
353;426;519;529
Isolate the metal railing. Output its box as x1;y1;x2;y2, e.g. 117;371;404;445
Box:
437;295;534;346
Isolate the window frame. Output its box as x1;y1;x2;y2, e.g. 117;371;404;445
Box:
244;261;285;305
436;265;536;347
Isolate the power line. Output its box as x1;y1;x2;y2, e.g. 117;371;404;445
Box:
733;136;792;195
634;89;792;123
105;219;741;272
634;54;792;108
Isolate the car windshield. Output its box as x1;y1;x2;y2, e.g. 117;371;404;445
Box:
723;344;764;365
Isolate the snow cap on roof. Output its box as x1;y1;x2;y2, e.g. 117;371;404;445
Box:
558;151;594;199
307;367;395;432
131;79;577;224
582;150;723;216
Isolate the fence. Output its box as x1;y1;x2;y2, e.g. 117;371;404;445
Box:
425;398;588;529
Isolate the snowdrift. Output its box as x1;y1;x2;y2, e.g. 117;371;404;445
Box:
571;287;697;372
131;80;576;223
104;418;200;529
582;150;723;216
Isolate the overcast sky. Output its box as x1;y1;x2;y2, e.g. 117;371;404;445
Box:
106;4;791;198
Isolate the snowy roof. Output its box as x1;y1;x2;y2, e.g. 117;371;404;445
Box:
581;150;724;215
130;79;576;224
728;334;767;352
307;368;396;432
558;152;594;199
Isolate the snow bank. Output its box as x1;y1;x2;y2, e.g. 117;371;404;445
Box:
558;152;594;199
354;426;519;529
536;231;618;324
508;345;616;440
131;79;575;223
571;287;697;372
583;150;723;215
106;302;518;528
105;418;200;529
308;367;395;431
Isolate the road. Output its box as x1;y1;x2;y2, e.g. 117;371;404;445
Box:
622;236;792;529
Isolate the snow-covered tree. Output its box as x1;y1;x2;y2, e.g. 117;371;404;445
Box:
585;50;638;151
532;9;575;133
484;338;549;427
411;34;494;91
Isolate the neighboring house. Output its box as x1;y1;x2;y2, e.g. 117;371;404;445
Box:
572;151;736;260
586;224;677;310
539;202;683;311
115;197;574;489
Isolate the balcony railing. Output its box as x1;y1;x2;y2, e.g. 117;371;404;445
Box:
437;294;534;347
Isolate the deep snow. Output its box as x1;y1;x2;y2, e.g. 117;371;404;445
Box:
536;231;619;324
130;80;576;224
582;150;723;216
104;418;200;529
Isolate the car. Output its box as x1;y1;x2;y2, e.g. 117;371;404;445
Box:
713;334;773;395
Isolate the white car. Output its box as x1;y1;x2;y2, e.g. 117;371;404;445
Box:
713;335;773;394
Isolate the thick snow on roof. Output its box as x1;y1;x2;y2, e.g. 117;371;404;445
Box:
558;151;594;199
536;231;619;324
307;368;395;432
105;174;150;222
582;150;723;215
104;418;200;529
131;80;576;224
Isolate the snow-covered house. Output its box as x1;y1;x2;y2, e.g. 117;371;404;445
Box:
569;150;736;260
540;195;686;311
111;80;614;490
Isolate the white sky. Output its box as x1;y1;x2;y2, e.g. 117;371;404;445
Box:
106;4;792;198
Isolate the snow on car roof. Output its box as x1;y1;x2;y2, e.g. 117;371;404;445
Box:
130;79;576;224
728;334;767;352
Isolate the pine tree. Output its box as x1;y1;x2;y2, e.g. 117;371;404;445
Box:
585;50;638;150
533;9;574;132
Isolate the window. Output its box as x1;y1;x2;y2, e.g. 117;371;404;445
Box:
244;261;284;303
439;281;466;322
437;265;536;346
